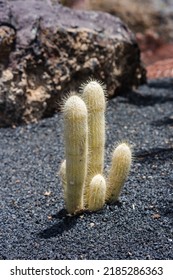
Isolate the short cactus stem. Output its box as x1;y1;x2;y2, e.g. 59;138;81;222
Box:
106;142;132;203
88;174;106;212
63;95;88;214
82;80;106;202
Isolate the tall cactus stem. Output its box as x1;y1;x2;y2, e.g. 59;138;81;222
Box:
63;95;88;214
82;80;106;202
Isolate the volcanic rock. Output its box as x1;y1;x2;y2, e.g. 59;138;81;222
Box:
0;0;145;127
69;0;173;42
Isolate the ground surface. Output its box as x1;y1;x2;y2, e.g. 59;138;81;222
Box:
0;79;173;260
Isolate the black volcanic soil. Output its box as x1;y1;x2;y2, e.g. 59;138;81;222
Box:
0;79;173;260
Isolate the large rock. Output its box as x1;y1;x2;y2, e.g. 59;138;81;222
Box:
70;0;173;42
62;0;173;74
0;0;146;127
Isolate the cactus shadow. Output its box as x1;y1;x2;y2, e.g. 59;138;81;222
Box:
38;209;79;239
120;89;173;106
151;116;173;126
156;198;173;222
148;78;173;89
135;147;173;163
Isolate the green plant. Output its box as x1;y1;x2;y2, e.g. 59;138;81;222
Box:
59;80;132;214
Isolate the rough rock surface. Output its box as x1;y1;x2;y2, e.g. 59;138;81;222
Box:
0;0;145;127
62;0;173;80
68;0;173;42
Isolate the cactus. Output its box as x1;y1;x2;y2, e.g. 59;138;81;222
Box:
106;143;132;203
88;174;106;212
59;80;132;214
63;95;88;214
82;81;106;204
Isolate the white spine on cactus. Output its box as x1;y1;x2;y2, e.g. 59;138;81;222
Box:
63;95;88;214
88;174;106;211
59;159;67;200
106;142;132;203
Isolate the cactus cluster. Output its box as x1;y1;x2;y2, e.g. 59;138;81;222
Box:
59;80;132;214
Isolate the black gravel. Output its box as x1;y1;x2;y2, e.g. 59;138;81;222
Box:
0;79;173;260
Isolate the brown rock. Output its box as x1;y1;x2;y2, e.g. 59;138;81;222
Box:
0;0;146;127
151;213;161;220
147;58;173;79
62;0;173;75
136;31;173;65
69;0;173;42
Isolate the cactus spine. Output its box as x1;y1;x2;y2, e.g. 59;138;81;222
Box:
59;159;67;201
63;95;88;214
82;81;106;203
106;143;132;203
